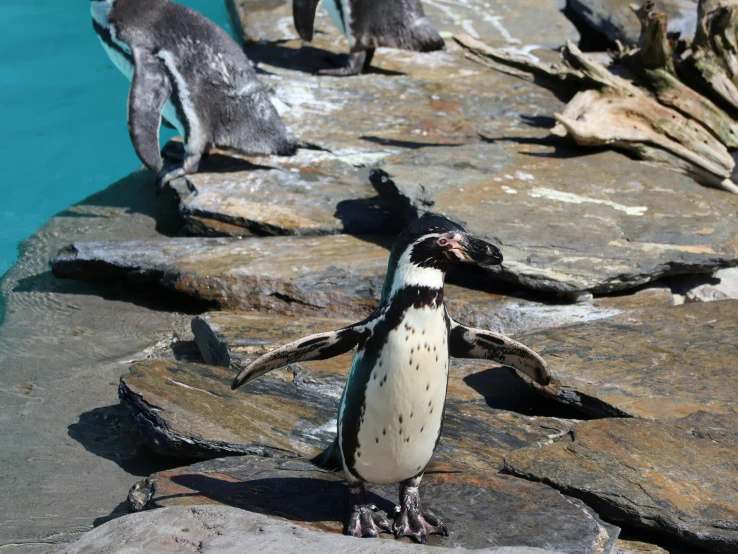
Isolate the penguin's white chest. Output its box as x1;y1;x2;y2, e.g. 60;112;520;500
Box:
349;306;449;484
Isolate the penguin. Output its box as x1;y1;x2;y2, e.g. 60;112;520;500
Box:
293;0;445;75
90;0;297;187
231;215;553;542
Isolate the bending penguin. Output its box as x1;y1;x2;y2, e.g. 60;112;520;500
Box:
294;0;445;75
232;215;553;542
90;0;297;187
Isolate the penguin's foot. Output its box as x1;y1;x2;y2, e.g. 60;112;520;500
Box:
155;153;201;191
346;503;392;538
345;485;391;538
393;486;448;544
316;49;374;77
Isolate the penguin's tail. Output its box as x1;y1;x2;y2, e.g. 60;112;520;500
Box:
311;437;343;472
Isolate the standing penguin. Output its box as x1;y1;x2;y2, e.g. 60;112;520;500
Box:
231;215;553;542
90;0;297;187
294;0;445;75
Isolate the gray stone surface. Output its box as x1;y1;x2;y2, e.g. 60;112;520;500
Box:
118;359;576;469
505;412;738;554
50;234;678;331
569;0;698;45
0;171;193;552
517;301;738;418
371;143;738;293
54;505;569;554
129;455;618;553
167;148;401;237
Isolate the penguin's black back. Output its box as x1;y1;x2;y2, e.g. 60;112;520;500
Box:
109;0;295;156
350;0;444;51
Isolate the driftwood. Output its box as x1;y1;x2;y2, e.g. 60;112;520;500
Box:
455;0;738;194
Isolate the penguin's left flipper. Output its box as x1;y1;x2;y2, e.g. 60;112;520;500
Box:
447;317;554;388
128;47;173;174
231;324;364;390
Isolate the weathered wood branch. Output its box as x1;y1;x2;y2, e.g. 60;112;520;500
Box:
453;1;738;194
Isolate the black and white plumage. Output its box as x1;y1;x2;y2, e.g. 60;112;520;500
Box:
294;0;444;75
90;0;297;187
232;215;553;543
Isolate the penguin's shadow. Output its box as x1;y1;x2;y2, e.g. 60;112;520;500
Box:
166;474;396;524
246;42;405;76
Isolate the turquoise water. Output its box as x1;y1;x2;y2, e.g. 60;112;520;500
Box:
0;0;231;277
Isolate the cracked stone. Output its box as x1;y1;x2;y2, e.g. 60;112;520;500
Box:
371;142;738;293
127;455;618;553
504;412;738;554
517;300;738;418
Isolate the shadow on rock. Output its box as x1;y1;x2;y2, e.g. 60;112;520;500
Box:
463;366;589;419
68;404;192;477
13;271;209;315
245;41;405;76
60;169;183;237
168;473;394;525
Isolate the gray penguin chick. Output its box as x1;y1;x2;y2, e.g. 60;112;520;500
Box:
91;0;297;187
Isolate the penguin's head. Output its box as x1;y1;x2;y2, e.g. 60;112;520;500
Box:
394;214;503;270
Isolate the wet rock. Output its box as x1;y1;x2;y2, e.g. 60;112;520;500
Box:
191;288;672;368
568;0;698;45
613;539;668;554
234;0;578;55
55;504;572;554
226;0;571;159
50;235;390;319
168;149;402;237
371;143;738;294
504;412;738;554
130;455;618;553
118;359;575;466
519;301;738;418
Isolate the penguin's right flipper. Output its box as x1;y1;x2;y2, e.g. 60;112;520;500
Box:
232;324;363;390
293;0;321;41
128;48;173;173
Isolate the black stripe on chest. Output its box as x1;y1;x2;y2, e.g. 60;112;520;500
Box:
92;20;133;66
341;285;445;480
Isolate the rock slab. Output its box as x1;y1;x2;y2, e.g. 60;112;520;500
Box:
118;359;575;471
54;504;570;554
50;235;674;334
505;412;738;554
517;300;738;418
372;143;738;294
130;455;618;553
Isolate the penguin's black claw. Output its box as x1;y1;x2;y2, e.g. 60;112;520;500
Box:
393;488;448;543
346;504;392;538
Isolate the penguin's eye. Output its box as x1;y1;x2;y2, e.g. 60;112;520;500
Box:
438;238;448;245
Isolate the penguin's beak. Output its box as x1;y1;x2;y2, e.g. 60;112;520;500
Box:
455;235;503;266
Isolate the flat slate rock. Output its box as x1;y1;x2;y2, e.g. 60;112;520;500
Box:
168;149;401;237
504;412;738;554
234;0;578;51
516;300;738;418
50;235;390;320
54;505;568;554
49;234;675;330
118;359;575;469
569;0;698;45
372;143;738;293
129;455;618;553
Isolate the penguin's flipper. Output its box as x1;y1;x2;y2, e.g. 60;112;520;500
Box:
128;47;173;173
232;325;363;390
293;0;321;41
447;318;553;388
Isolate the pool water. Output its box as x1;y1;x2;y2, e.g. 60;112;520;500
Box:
0;0;232;277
